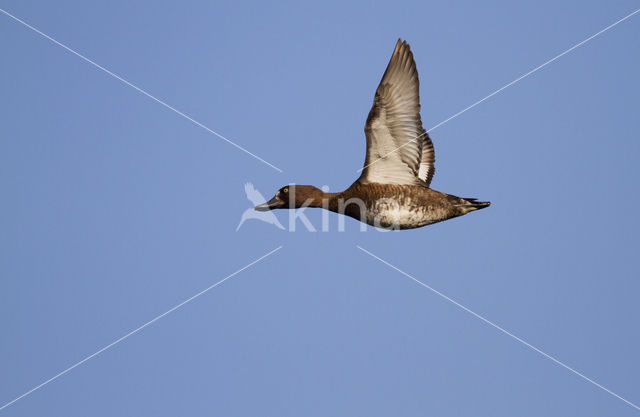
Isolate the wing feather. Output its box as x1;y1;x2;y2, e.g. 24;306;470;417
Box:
359;39;436;186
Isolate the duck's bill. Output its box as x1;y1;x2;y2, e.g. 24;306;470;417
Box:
254;197;284;211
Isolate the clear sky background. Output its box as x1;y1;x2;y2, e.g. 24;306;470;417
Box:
1;1;639;416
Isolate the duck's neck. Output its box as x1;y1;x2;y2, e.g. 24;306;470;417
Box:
299;190;341;209
292;184;367;221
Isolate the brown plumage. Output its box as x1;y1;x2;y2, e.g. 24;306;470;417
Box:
255;39;489;230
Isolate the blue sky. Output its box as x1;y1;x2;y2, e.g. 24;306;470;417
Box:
1;1;640;415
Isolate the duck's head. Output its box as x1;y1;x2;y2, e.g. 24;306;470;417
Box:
255;185;323;211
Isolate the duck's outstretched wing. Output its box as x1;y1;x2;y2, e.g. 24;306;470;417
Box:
359;39;435;186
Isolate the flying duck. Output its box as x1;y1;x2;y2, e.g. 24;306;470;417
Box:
255;39;489;230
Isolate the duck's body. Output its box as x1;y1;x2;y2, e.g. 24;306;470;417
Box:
338;182;489;229
255;39;489;230
270;182;488;230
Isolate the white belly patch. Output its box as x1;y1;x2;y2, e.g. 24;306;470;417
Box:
365;197;433;229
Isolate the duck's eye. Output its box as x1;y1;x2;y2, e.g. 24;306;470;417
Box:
283;187;289;193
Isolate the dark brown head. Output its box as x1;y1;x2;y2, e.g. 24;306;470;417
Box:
254;185;325;211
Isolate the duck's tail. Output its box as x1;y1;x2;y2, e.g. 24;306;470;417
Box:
456;197;491;213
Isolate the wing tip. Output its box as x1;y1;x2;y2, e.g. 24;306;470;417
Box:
388;38;415;76
394;38;411;52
